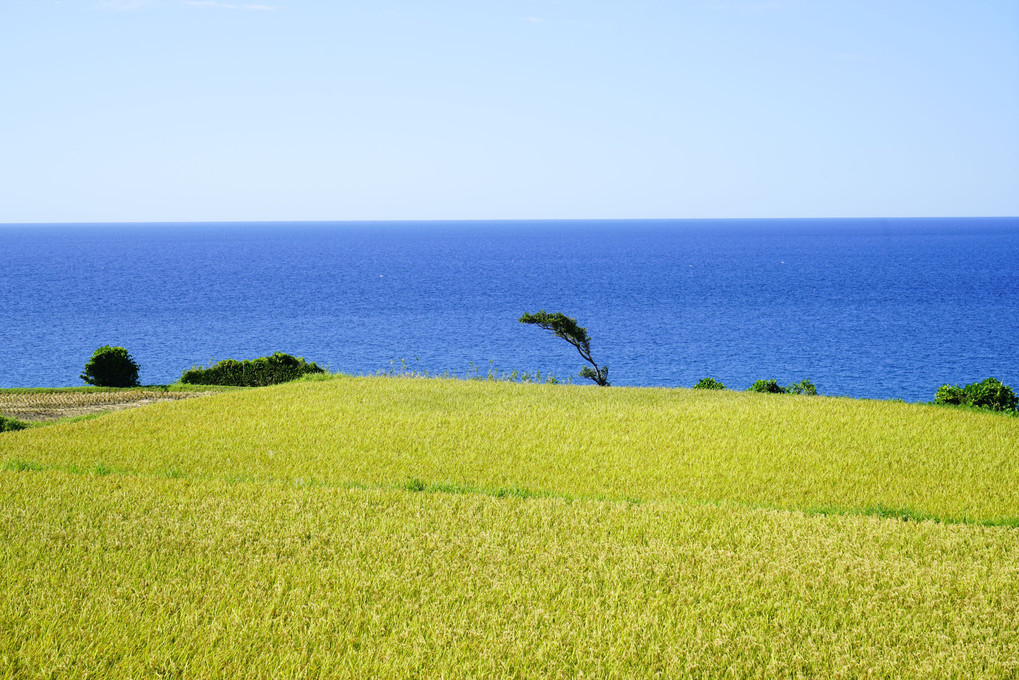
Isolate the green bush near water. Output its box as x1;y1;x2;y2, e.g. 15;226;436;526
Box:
784;379;819;395
180;352;325;387
80;346;140;387
747;379;818;395
747;379;786;394
693;377;727;390
934;377;1018;413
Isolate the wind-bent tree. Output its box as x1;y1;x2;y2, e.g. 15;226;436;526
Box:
519;310;609;386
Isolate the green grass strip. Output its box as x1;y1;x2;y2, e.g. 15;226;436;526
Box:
6;458;1017;529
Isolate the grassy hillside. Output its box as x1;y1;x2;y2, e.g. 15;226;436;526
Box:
2;376;1018;677
4;376;1018;522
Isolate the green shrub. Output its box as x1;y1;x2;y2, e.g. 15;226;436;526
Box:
965;378;1018;412
747;379;818;396
935;378;1017;413
784;379;818;396
80;346;140;387
0;415;29;432
180;352;325;387
934;384;967;406
748;379;785;394
693;377;727;390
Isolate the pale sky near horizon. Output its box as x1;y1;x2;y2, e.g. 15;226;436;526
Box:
2;0;1017;223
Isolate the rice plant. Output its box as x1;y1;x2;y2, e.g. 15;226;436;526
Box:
2;375;1018;677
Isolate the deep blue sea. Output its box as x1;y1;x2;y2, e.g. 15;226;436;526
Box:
2;218;1017;402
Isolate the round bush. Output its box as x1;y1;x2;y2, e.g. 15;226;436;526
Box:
748;379;785;394
965;377;1018;412
693;377;727;390
81;346;140;387
934;384;967;406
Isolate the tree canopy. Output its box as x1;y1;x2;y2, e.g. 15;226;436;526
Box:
80;345;140;387
519;310;609;386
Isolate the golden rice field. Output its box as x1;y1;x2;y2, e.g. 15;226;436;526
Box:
2;375;1018;677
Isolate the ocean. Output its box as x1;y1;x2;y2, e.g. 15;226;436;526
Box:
2;218;1017;402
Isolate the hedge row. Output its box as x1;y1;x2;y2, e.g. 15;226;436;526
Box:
180;352;325;387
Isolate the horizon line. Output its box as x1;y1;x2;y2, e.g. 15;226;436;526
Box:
2;215;1017;227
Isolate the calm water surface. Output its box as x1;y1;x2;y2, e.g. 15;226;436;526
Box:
2;218;1017;401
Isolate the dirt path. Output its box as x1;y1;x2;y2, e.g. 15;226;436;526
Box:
0;390;218;422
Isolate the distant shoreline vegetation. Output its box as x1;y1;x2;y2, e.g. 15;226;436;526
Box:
692;374;1016;416
2;346;1015;434
180;352;325;387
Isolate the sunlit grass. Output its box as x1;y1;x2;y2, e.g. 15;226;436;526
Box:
2;471;1017;678
2;375;1018;677
3;375;1016;523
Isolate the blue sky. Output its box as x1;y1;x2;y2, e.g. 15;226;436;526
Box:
2;0;1017;222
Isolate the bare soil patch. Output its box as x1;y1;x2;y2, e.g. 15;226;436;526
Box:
0;390;217;422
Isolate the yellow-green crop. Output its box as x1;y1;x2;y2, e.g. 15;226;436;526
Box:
4;376;1017;522
2;376;1018;678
